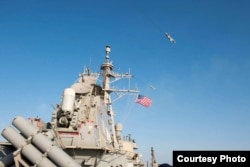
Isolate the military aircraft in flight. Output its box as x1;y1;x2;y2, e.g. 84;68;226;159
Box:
165;33;176;44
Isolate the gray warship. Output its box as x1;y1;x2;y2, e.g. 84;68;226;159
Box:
0;46;160;167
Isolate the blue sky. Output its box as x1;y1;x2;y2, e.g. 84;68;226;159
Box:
1;0;250;165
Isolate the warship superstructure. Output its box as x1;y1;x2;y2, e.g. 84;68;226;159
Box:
0;46;156;167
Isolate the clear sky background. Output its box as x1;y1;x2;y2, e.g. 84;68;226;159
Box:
1;0;250;165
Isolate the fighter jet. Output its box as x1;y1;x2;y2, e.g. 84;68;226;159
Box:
165;33;176;44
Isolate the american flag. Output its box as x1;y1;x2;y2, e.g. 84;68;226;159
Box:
136;94;152;107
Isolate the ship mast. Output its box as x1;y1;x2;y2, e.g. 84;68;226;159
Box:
101;45;114;105
151;147;158;167
100;45;140;150
100;45;139;104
